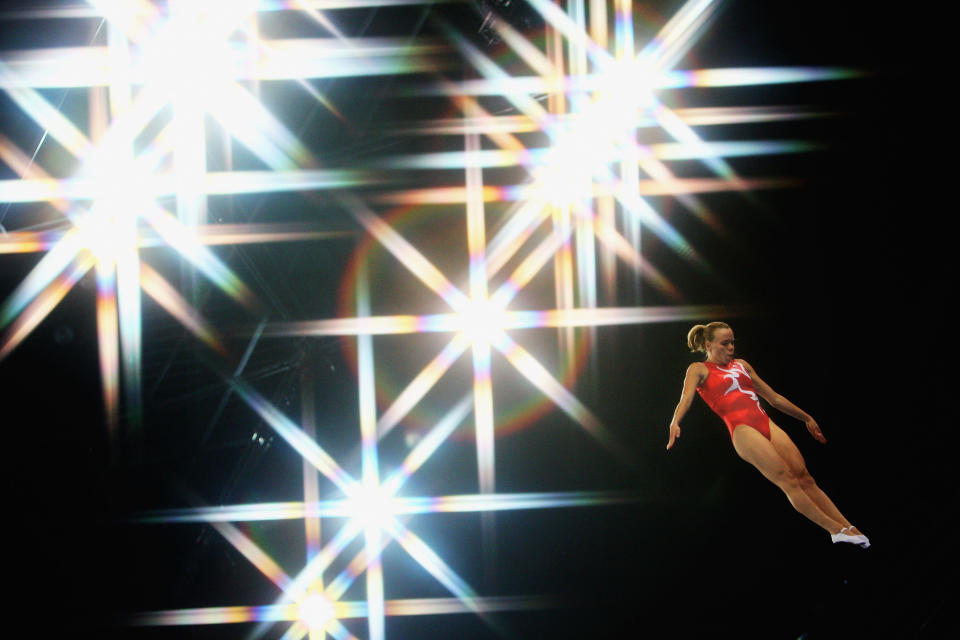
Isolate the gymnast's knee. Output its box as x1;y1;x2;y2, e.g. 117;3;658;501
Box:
770;467;803;492
795;467;816;491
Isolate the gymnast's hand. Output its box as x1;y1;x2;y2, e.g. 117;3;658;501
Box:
804;416;826;444
666;423;681;450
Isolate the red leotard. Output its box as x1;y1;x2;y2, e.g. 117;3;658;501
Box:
696;360;771;440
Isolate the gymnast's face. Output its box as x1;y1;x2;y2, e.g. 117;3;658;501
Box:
705;328;735;365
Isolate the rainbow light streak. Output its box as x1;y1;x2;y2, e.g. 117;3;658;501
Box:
260;301;748;340
0;225;352;253
660;66;860;89
210;518;293;590
370;177;796;206
407;68;857;96
323;541;389;603
140;204;258;309
250;38;447;81
464;124;497;499
0;252;93;361
650;100;740;183
590;217;682;300
203;169;375;196
392;491;631;514
356;268;380;487
196;83;307;172
485;197;557;278
636;0;718;72
488;220;573;309
267;519;364;615
375;336;472;439
334;192;471;311
612;0;634;61
300;367;323;567
0;0;460;21
440;24;549;125
0;230;59;254
131;595;552;627
395;105;834;135
0;47;112;89
492;330;628;458
588;0;609;48
261;302;747;341
609;176;699;271
550;204;577;371
289;0;349;40
597;193;616;297
488;14;556;78
394;114;541;136
139;262;226;355
0;62;92;156
131;604;299;626
382;595;553;616
385;519;490;623
116;241;143;426
136;490;633;524
152;223;355;246
95;260;121;430
229;377;357;493
278;620;311;640
381;394;474;495
445;91;548;278
263;314;453;337
652;140;818;160
0;132;73;215
355;266;386;640
0;228;87;327
369;185;519;205
634;155;725;239
524;0;608;67
372;139;814;169
503;304;749;329
0;38;448;88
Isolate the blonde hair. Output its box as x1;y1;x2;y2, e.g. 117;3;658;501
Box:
687;321;731;353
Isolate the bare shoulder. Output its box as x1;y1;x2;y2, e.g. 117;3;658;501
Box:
686;361;708;383
736;358;764;380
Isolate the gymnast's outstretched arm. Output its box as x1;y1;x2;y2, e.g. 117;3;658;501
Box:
667;362;706;450
738;359;826;444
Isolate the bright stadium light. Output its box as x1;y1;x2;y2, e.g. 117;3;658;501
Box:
457;299;508;346
346;483;398;532
297;591;336;633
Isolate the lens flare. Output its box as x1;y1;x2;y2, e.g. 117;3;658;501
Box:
1;1;862;638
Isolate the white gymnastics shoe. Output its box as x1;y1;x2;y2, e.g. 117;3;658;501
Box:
831;526;870;548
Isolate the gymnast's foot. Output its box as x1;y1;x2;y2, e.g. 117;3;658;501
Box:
831;526;870;548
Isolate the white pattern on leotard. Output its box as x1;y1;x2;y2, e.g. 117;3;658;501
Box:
716;362;761;408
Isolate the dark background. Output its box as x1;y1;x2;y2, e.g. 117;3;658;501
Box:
1;1;952;638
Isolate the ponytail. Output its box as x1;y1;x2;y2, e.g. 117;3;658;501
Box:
687;321;730;353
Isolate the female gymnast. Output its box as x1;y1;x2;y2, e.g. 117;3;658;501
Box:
667;322;869;548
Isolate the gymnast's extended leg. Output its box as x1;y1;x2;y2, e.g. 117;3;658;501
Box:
767;421;864;536
730;424;846;534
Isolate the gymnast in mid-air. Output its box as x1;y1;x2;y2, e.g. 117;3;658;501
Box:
667;321;869;548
